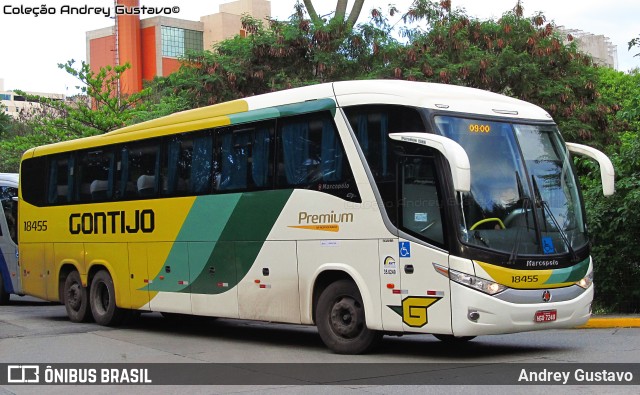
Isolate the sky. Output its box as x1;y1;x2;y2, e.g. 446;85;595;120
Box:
0;0;638;95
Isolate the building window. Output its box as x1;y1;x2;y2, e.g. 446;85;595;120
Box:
161;26;203;58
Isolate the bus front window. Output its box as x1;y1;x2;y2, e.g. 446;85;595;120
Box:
435;116;588;257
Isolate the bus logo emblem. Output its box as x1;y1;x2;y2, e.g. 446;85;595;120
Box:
542;290;552;303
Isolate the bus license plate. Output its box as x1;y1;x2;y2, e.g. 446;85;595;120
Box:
534;310;557;323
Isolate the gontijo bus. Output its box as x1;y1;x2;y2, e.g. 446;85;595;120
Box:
0;173;19;304
18;80;614;354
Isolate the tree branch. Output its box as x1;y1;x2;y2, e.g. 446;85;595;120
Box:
346;0;365;28
302;0;320;24
335;0;348;23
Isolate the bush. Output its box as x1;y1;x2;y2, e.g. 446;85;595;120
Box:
582;131;640;313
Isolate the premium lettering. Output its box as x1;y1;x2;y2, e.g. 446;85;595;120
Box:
298;211;353;225
69;210;155;235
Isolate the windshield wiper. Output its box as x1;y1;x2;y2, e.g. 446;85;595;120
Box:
531;176;579;262
508;171;531;265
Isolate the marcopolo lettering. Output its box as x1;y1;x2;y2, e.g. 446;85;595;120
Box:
69;209;155;235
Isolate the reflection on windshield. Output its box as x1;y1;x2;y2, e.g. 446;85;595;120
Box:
435;116;587;256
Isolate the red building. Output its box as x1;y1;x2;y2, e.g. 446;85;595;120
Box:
86;0;270;95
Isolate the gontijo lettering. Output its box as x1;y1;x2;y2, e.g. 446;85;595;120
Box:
69;210;155;235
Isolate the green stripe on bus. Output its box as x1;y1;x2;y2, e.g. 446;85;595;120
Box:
146;189;293;294
228;108;280;125
275;98;336;118
187;189;293;294
544;257;590;284
145;194;242;293
227;99;336;126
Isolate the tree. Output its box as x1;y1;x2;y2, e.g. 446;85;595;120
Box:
18;60;150;137
580;67;640;313
582;131;640;313
0;105;12;136
629;34;640;58
596;67;640;132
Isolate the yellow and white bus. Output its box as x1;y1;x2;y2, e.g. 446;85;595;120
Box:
19;80;614;354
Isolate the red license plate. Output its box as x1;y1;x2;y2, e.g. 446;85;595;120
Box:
534;310;557;323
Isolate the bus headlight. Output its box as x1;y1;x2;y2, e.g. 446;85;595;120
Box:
576;271;593;289
433;264;507;295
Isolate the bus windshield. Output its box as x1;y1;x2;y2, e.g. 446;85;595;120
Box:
435;116;587;257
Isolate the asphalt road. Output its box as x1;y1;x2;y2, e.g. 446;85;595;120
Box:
1;295;639;394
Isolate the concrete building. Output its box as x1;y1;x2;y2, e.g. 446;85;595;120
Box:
1;79;66;119
86;0;271;95
558;27;618;69
201;0;271;50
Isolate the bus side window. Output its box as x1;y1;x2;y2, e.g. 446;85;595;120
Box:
119;141;161;199
216;122;273;192
276;112;358;201
75;149;114;202
47;155;73;204
161;135;196;196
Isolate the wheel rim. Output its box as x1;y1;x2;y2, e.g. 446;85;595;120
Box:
67;281;82;311
329;296;364;339
94;281;110;316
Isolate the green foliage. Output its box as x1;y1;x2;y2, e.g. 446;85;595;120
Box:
596;67;640;132
629;34;640;58
21;60;151;137
582;131;640;312
0;105;33;172
0;105;12;136
579;66;640;312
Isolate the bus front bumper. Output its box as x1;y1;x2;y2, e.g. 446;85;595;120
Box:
450;281;593;337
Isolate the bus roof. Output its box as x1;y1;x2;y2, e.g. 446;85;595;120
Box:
24;80;553;158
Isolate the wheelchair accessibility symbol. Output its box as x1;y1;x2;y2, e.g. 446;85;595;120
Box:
399;242;411;258
542;237;555;254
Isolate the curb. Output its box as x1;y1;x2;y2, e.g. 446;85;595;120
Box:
579;317;640;328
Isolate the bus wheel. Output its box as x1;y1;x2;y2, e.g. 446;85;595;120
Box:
90;270;124;326
316;279;382;354
433;334;476;343
64;271;91;322
0;273;10;305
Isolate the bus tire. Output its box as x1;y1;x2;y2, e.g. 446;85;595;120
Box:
0;273;10;305
316;279;382;354
433;334;476;343
64;271;91;322
90;270;124;326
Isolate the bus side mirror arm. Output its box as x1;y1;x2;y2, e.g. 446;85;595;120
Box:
566;142;615;196
389;133;471;192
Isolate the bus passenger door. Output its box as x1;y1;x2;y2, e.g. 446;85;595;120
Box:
397;155;452;335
